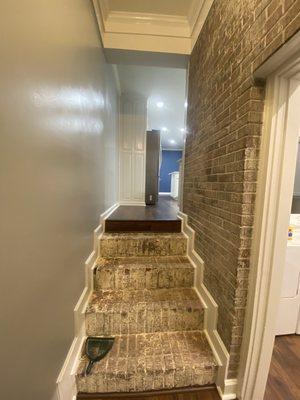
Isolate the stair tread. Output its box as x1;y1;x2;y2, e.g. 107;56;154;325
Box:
87;287;202;312
76;330;217;393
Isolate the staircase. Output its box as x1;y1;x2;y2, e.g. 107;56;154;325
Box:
76;232;217;395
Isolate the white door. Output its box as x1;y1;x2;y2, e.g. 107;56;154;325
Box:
276;215;300;335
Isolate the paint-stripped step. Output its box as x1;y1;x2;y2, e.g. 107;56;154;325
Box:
76;331;217;394
94;256;194;291
86;288;204;336
99;233;187;257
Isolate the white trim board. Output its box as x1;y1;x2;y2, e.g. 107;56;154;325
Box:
178;211;237;400
56;203;119;400
238;48;300;400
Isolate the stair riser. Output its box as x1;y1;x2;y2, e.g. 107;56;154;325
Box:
85;308;204;336
99;237;187;258
76;369;216;393
94;265;194;291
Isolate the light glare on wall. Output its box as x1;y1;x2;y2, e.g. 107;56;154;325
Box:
156;101;164;108
161;127;168;132
46;116;104;134
32;87;105;111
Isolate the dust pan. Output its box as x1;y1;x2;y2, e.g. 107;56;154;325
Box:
85;336;115;375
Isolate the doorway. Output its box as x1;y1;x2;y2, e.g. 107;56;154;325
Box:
238;52;300;400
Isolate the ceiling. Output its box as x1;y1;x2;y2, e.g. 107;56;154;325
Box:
107;0;194;16
117;65;187;150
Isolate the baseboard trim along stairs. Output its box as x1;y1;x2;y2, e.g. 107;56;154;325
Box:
56;204;237;400
178;211;237;400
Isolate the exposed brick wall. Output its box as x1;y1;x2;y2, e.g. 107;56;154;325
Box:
183;0;300;378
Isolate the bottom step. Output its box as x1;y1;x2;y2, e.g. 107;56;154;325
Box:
77;386;220;399
76;331;217;394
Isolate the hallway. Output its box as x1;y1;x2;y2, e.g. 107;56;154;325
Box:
1;1;300;400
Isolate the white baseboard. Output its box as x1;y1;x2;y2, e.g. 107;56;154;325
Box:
178;211;237;400
159;192;171;195
56;203;119;400
217;379;238;400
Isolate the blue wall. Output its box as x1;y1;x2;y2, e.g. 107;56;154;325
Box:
159;150;182;193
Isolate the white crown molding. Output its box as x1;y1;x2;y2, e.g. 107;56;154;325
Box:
99;0;109;21
190;0;214;50
105;11;190;38
92;0;213;56
188;0;205;34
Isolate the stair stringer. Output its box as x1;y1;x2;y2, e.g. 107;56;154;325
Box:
55;203;119;400
178;211;237;400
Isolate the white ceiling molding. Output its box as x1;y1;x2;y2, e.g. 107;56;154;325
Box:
105;11;190;37
99;0;110;21
190;0;214;49
93;0;214;55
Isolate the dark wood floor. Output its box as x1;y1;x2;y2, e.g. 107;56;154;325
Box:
108;196;179;221
105;196;181;232
264;335;300;400
78;387;220;400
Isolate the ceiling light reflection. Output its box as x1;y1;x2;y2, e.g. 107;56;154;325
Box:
46;116;104;134
32;86;105;111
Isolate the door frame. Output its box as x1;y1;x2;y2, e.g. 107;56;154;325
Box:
237;48;300;400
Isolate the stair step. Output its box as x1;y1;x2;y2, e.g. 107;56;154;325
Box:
99;233;187;258
94;256;194;291
86;288;204;336
76;330;217;393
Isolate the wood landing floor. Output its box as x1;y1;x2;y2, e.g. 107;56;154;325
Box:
264;334;300;400
105;196;181;232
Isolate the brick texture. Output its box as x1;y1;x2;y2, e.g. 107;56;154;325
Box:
76;331;217;393
183;0;300;378
76;233;217;393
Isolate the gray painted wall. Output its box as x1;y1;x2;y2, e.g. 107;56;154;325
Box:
0;1;119;399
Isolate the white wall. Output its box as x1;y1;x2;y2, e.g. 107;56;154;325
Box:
0;1;119;399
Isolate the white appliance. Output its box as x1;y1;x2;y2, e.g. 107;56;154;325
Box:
169;171;179;199
276;214;300;335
